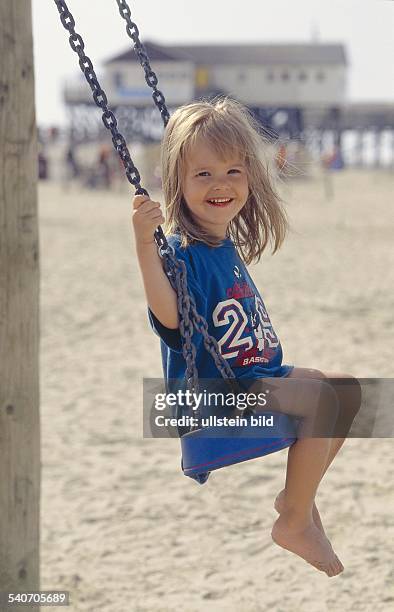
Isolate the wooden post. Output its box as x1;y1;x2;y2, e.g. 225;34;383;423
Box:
0;1;40;610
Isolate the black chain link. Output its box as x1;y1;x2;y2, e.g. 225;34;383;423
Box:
54;0;239;433
116;0;170;126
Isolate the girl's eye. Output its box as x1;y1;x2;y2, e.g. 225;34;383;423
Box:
196;169;241;177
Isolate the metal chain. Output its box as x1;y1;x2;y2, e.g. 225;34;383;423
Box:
53;0;168;250
54;0;239;432
112;1;242;419
115;0;170;126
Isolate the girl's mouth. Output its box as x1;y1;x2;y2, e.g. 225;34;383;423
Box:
206;198;234;208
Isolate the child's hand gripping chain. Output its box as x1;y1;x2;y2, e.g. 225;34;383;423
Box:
132;194;165;246
132;194;178;330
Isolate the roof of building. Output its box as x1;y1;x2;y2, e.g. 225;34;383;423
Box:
106;41;181;63
106;42;347;66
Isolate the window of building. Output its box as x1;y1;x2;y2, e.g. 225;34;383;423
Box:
298;72;308;81
316;71;325;81
281;71;290;81
266;72;275;82
114;72;124;89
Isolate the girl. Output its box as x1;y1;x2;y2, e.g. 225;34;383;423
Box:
132;97;361;578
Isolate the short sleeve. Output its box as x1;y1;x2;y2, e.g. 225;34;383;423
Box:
147;237;208;353
148;307;183;352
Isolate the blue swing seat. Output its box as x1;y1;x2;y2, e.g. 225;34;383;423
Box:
180;411;298;484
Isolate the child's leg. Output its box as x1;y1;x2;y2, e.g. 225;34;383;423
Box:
304;370;361;478
249;374;341;517
249;375;344;576
275;369;361;521
265;376;341;515
273;369;361;576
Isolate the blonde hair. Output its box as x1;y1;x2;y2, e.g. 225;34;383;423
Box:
161;96;290;265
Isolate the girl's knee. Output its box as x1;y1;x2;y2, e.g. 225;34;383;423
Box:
329;374;362;417
312;371;362;419
259;377;341;431
301;378;340;415
341;375;362;418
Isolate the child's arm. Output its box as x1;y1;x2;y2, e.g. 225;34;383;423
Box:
132;194;179;330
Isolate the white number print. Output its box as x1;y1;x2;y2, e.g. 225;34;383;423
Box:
254;296;279;348
212;299;253;359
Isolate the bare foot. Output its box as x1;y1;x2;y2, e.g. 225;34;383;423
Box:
271;513;344;577
274;489;326;535
274;489;344;572
274;490;344;574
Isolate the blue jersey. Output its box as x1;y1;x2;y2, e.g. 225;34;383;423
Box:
148;233;294;390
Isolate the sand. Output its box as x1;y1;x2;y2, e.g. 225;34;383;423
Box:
38;168;393;611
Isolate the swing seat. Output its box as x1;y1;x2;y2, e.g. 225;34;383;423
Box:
180;411;298;484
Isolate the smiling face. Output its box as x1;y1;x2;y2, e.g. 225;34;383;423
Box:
182;139;249;239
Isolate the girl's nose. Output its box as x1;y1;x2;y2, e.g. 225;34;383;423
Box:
212;178;231;190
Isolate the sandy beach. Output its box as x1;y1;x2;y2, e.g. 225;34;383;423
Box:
38;168;393;611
